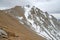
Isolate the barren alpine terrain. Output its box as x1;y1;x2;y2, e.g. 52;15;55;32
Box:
0;5;60;40
0;6;45;40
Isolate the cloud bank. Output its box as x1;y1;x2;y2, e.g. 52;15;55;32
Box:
0;0;60;19
0;0;60;13
33;0;60;13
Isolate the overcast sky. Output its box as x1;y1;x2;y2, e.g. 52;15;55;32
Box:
0;0;60;19
34;0;60;13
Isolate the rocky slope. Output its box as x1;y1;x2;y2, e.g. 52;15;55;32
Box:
0;6;60;40
0;6;45;40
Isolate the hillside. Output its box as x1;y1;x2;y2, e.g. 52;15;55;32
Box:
0;6;60;40
0;6;45;40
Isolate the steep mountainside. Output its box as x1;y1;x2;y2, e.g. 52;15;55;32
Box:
0;6;60;40
0;7;45;40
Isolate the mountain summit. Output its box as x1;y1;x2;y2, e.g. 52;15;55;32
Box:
0;6;60;40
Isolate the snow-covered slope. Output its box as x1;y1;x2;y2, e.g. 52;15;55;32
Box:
3;6;60;40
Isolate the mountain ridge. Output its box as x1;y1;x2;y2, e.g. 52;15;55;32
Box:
0;5;60;40
0;6;45;40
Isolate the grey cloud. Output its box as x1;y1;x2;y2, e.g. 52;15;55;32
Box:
0;0;32;9
33;0;60;13
0;0;60;14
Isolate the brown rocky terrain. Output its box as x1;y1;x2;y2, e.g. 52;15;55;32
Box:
0;5;60;40
0;6;45;40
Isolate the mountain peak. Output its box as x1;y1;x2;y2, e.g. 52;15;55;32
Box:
0;6;60;40
0;6;45;40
